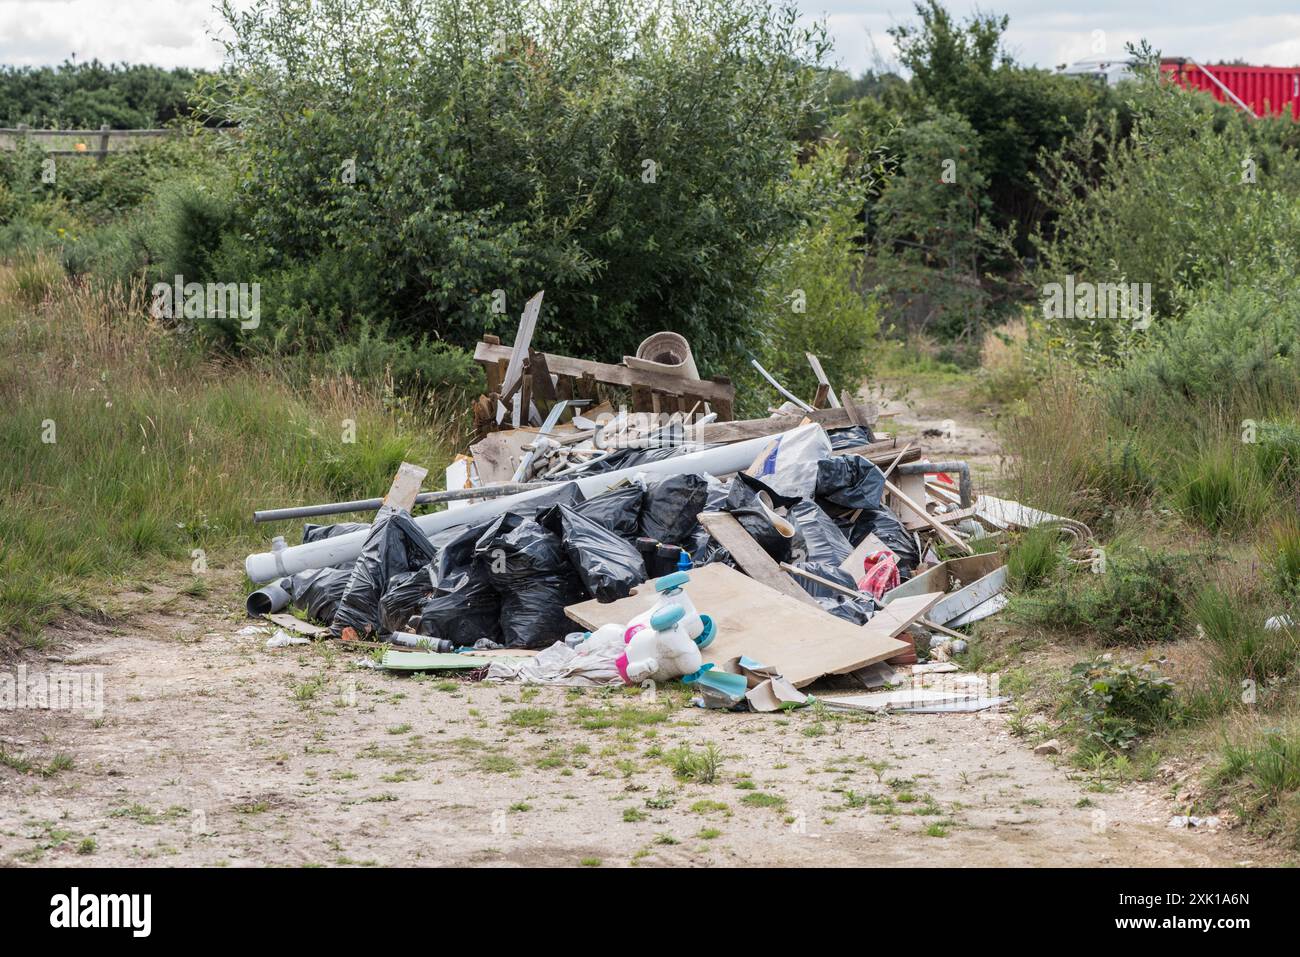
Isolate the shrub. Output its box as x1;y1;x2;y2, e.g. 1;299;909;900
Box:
1173;441;1271;533
1012;552;1193;645
1065;655;1176;752
752;142;880;412
201;0;831;368
1193;585;1300;690
1263;516;1300;596
1211;728;1300;847
1006;526;1062;592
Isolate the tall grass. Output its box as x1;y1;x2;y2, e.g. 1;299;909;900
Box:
0;258;462;647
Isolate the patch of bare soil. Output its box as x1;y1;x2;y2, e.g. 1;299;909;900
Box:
0;593;1261;868
870;377;1004;489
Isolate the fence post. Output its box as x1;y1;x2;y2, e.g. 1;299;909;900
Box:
97;124;111;161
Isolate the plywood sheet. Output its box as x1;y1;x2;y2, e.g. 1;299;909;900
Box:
565;564;922;688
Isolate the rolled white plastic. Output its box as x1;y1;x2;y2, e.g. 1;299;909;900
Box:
244;427;815;582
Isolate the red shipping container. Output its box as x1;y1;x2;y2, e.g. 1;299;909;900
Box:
1161;59;1300;120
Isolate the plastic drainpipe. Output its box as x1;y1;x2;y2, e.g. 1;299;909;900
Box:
244;429;809;583
893;460;972;507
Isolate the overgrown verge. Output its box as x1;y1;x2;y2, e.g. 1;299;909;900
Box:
0;257;459;649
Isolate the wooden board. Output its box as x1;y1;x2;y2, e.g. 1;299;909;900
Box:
564;564;918;688
696;511;812;606
383;462;428;512
474;340;734;405
266;613;329;638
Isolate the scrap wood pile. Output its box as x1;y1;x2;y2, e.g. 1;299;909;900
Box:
244;299;1087;713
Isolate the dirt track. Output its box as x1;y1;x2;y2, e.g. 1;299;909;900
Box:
0;588;1258;868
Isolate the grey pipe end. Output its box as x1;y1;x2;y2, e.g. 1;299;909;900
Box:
246;580;292;617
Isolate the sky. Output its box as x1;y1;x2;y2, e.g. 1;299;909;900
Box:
1;0;1297;73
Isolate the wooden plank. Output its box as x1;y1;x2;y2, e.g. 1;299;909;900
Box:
266;613;329;638
383;462;428;512
805;353;841;409
564;564;912;688
696;511;814;606
884;479;973;555
474;340;735;406
499;291;544;401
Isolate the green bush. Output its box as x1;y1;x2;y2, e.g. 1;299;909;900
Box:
1012;552;1193;645
1193;585;1299;691
1007;526;1062;592
1065;655;1177;752
200;0;830;368
752;142;880;411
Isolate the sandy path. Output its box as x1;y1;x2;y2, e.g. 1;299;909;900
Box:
0;596;1254;868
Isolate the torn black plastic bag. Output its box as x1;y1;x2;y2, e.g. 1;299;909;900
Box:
815;455;886;511
475;513;586;648
507;481;585;516
302;521;369;543
826;424;876;449
640;473;709;546
379;565;436;635
722;473;800;562
835;503;921;575
416;578;501;647
788;499;853;565
286;567;352;624
413;521;503;646
537;504;647;603
818;594;877;625
789;560;861;600
331;505;438;638
573;484;642;539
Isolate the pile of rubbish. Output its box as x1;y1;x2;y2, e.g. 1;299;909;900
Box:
243;308;1085;712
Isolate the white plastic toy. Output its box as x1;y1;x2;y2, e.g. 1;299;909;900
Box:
615;571;715;684
624;571;713;646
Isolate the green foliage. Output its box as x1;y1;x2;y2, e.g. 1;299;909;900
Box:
1173;440;1271;533
1193;585;1299;690
0;60;206;128
1012;552;1193;645
752;142;879;410
1065;656;1176;752
1006;527;1062;592
1034;59;1300;358
201;0;830;368
1263;516;1300;596
1211;728;1300;847
869;109;1011;342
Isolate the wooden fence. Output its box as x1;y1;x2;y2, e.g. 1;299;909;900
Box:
0;126;180;159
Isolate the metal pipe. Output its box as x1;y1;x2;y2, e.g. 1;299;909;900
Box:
252;481;551;524
245;428;818;582
895;460;972;507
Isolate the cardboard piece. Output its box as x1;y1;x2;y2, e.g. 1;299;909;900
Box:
565;564;918;688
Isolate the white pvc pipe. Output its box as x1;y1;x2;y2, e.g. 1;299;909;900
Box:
245;427;811;582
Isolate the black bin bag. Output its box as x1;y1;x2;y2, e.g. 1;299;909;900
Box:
537;504;647;603
379;565;436;635
573;485;642;540
287;567;352;624
834;503;921;576
331;505;437;638
789;499;853;565
815;455;886;511
475;513;585;649
721;473;800;562
416;522;502;647
640;473;709;545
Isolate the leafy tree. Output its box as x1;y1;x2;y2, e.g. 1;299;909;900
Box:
199;0;831;370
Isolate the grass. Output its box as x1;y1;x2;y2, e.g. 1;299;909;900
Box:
668;742;723;784
0;258;460;647
1007;527;1062;592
